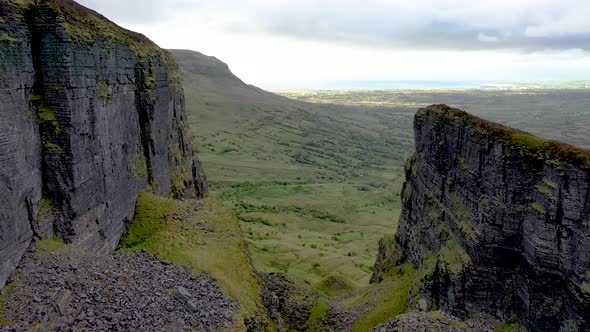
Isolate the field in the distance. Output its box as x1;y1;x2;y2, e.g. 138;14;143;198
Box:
172;50;590;295
280;88;590;149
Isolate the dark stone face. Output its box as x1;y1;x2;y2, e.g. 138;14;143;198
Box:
374;104;590;330
0;0;207;287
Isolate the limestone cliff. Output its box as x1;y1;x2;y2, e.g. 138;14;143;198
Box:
0;0;206;287
373;105;590;331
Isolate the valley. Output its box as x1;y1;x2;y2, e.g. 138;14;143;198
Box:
174;48;590;297
1;1;589;331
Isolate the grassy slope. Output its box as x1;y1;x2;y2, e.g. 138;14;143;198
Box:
119;193;270;331
171;49;415;292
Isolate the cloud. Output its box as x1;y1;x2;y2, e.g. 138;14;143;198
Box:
76;0;590;51
478;33;499;43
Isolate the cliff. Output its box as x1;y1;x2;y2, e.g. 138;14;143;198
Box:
373;105;590;330
0;0;206;287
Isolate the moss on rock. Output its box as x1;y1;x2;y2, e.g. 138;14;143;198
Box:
418;104;590;166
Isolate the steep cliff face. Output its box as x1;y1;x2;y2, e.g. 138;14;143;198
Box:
374;105;590;331
0;0;206;287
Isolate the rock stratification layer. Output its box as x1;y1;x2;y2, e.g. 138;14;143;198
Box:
0;0;206;287
374;105;590;331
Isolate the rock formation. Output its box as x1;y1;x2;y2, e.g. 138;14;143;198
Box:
373;104;590;331
0;0;206;287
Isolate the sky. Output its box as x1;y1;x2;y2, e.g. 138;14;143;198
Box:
77;0;590;89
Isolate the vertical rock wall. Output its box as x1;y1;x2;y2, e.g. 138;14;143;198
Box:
0;0;42;291
374;105;590;331
0;0;207;287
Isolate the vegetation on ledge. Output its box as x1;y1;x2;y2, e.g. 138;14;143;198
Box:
119;192;272;331
418;104;590;166
40;0;181;90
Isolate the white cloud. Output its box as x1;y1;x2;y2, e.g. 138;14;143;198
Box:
478;33;499;43
74;0;590;87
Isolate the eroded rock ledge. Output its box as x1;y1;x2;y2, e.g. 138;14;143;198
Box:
373;104;590;331
0;0;206;287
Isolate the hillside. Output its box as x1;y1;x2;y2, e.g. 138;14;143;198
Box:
171;49;416;291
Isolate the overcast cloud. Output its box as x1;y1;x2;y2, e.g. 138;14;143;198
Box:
77;0;590;87
80;0;590;51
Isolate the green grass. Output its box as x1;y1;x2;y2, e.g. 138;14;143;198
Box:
172;50;414;292
344;263;416;331
119;192;272;331
175;49;590;298
494;314;525;332
316;275;355;296
118;192;175;250
35;238;68;254
305;298;329;331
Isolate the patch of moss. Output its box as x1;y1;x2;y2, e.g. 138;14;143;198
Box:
0;280;17;314
448;192;476;240
44;0;181;90
543;178;559;189
535;183;554;197
581;272;590;294
42;138;62;151
32;95;62;135
130;153;147;179
97;82;112;100
531;202;546;214
371;234;404;283
36;196;54;221
438;236;470;276
35;238;68;254
0;33;20;43
168;145;191;199
0;317;15;326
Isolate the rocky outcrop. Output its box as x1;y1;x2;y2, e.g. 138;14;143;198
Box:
0;0;206;287
373;105;590;331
